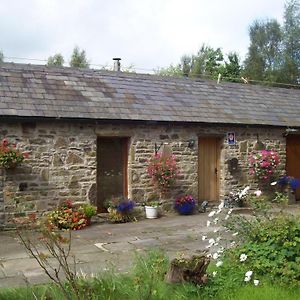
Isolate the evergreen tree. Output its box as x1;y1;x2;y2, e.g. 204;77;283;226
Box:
47;53;64;67
70;46;89;68
0;50;3;63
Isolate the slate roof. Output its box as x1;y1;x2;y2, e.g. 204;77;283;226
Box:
0;63;300;127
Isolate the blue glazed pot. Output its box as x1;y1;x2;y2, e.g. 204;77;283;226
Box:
175;202;195;215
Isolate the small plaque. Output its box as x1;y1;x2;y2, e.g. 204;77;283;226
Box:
227;132;236;145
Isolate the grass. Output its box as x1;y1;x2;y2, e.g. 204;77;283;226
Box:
0;250;299;300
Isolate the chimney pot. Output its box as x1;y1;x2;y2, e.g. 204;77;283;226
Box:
112;58;121;72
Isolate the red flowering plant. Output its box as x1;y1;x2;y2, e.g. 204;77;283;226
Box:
46;200;96;230
0;138;29;169
249;149;279;181
147;153;179;193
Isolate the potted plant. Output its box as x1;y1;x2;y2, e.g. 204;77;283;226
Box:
144;193;160;219
174;194;196;215
81;203;97;225
106;197;135;223
0;139;29;169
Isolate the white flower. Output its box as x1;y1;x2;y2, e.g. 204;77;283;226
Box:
218;201;224;210
216;261;223;267
232;232;239;236
207;220;211;227
206;244;212;249
245;271;253;278
254;190;262;197
244;276;251;282
208;211;216;217
206;253;212;258
253;279;260;286
225;215;230;220
270;181;277;186
208;238;215;245
212;271;217;277
212;253;219;260
230;241;236;247
202;235;207;241
213;217;219;224
216;237;221;242
239;186;250;198
228;209;233;215
213;229;219;233
240;253;247;262
217;247;224;254
216;209;222;214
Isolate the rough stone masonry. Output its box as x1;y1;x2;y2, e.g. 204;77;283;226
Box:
0;119;286;228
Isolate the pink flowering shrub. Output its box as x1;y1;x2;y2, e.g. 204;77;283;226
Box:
249;150;279;181
147;153;179;192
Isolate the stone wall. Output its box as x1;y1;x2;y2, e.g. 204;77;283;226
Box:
0;119;286;228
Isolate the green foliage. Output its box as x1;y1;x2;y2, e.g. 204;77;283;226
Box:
82;203;97;218
244;19;283;82
156;44;242;82
228;214;300;284
244;0;300;84
155;64;184;76
70;46;89;68
221;52;242;81
0;50;3;63
1;249;300;300
47;53;65;67
272;191;288;204
282;0;300;83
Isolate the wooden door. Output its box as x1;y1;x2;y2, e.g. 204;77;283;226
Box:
286;135;300;200
198;137;220;202
97;137;128;211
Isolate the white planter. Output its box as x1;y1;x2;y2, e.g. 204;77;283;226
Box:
145;206;158;219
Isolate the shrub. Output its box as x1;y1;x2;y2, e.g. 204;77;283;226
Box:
227;214;300;285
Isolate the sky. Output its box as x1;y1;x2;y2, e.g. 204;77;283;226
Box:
0;0;286;72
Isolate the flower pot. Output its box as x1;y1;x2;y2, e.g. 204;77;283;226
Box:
175;203;195;215
145;206;158;219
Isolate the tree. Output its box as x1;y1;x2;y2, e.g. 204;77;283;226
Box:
221;52;242;81
189;44;224;79
243;19;283;82
282;0;300;83
47;53;65;67
70;46;89;68
0;50;3;63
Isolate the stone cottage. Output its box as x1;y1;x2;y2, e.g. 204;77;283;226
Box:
0;63;300;226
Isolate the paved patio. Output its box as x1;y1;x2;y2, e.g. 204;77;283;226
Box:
0;213;222;288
